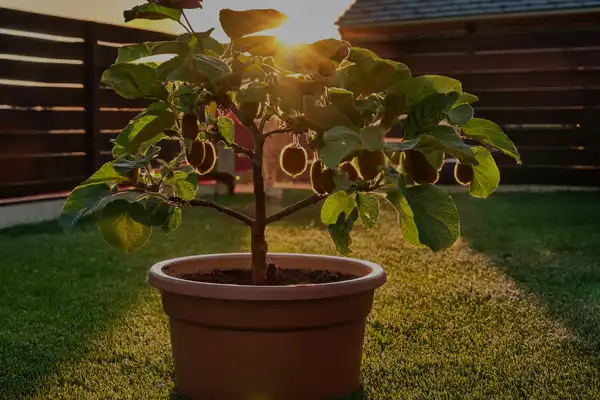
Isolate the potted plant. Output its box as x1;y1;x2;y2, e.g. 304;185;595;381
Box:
60;1;520;398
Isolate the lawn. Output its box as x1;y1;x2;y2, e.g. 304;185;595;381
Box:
1;190;600;399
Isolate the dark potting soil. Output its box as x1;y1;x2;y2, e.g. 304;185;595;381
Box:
167;267;357;285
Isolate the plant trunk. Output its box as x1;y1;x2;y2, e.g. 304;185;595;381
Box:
251;134;268;285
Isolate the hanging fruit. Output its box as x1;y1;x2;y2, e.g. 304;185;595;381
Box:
357;150;385;180
279;137;308;178
321;168;337;194
310;158;326;194
182;113;199;140
454;162;474;185
187;139;206;168
402;150;439;184
197;141;217;175
340;162;360;181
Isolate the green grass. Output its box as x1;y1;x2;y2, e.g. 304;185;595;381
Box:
1;191;600;399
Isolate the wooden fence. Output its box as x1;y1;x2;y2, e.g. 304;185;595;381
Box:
0;8;172;200
344;14;600;186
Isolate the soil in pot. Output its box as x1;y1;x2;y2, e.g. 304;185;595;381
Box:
165;266;357;285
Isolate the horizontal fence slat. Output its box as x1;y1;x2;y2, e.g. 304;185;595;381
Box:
0;85;83;107
98;111;139;131
506;129;600;147
365;29;600;56
494;148;600;166
0;155;86;183
97;45;119;69
477;108;595;126
0;178;84;199
438;164;600;186
0;110;85;131
0;33;83;60
0;8;84;37
0;133;86;155
0;59;83;83
93;24;174;44
401;49;600;74
460;70;600;91
475;89;600;108
98;89;150;109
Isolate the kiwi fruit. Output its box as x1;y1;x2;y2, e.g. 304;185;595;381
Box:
403;150;439;184
357;150;386;180
341;162;360;181
182;113;198;140
454;162;474;185
321;168;337;194
280;144;308;178
197;141;217;175
187;139;206;168
310;159;326;194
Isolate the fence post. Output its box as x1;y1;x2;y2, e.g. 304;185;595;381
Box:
83;23;100;176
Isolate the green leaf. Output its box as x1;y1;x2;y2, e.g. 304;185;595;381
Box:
193;53;231;87
360;126;386;151
387;125;476;165
82;162;128;185
389;75;461;107
123;3;182;22
59;183;115;229
328;208;359;256
217;116;235;144
462;118;521;163
405;184;460;251
321;191;356;224
98;200;152;254
101;63;168;100
114;110;175;156
305;104;356;133
455;92;479;105
329;87;363;125
426;125;476;164
234;35;278;57
116;41;188;64
311;39;351;62
219;8;287;39
319;126;362;169
357;193;379;229
469;147;500;199
163;206;182;233
146;199;172;227
337;48;410;96
446;103;474;125
403;92;459;138
155;55;187;81
386;190;421;246
167;170;198;201
177;30;225;56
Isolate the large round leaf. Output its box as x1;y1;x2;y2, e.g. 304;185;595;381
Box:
98;200;152;254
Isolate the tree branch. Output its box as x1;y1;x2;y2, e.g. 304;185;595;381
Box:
262;127;294;139
185;198;254;226
228;103;261;136
266;193;328;224
230;142;254;158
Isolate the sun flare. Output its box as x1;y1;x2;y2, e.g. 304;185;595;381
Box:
266;20;341;46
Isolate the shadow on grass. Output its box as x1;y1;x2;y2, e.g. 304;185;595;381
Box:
0;200;250;399
457;191;600;354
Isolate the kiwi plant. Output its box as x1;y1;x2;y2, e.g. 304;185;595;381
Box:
60;2;520;284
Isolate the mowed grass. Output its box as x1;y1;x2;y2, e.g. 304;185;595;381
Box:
1;190;600;399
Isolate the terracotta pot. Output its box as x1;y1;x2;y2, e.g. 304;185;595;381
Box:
148;253;386;400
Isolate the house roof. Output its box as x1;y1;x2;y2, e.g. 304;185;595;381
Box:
337;0;600;28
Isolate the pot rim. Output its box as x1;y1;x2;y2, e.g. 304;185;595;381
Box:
148;252;386;301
